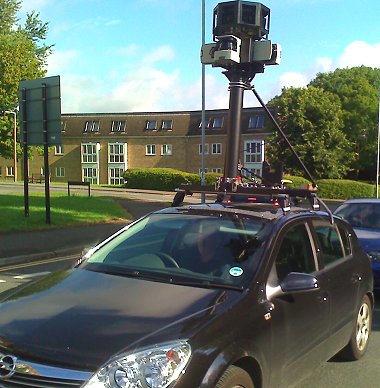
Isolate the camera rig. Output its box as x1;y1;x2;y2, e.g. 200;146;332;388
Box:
173;1;332;221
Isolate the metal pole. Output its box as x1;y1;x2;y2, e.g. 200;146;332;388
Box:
42;83;51;224
5;110;17;182
376;82;380;198
22;88;29;217
223;73;246;179
201;0;206;203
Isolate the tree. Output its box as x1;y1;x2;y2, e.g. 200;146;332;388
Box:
266;86;354;180
310;66;380;179
0;0;52;157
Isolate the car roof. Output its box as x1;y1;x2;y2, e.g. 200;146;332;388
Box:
338;198;380;205
156;202;330;223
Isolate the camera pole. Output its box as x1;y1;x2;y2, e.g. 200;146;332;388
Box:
223;73;245;179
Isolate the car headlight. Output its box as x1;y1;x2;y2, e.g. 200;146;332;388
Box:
85;340;191;388
368;251;380;263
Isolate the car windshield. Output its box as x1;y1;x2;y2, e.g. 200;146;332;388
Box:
81;212;271;289
335;202;380;230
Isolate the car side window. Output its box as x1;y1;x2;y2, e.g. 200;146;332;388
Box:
313;222;345;266
337;225;352;257
275;223;316;282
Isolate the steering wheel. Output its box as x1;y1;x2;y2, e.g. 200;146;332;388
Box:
154;252;180;268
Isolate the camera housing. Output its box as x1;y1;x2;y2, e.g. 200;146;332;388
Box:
201;1;280;69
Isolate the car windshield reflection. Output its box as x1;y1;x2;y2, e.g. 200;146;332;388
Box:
81;212;271;288
335;203;380;230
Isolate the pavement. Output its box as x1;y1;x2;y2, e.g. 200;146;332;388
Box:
0;197;169;268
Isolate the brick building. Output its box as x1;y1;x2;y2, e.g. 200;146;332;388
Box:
0;107;271;185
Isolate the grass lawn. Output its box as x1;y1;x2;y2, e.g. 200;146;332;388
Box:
0;193;129;232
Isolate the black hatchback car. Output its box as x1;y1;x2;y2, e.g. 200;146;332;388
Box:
0;199;374;388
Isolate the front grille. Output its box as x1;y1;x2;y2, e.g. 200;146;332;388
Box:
0;372;84;387
0;354;93;388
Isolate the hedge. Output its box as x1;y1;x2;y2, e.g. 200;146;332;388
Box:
123;168;221;191
124;168;376;200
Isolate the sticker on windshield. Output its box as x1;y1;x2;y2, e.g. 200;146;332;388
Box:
229;267;244;277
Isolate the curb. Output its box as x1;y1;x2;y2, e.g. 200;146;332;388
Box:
0;246;84;268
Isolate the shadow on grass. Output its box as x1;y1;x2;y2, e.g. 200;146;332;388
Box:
0;193;128;232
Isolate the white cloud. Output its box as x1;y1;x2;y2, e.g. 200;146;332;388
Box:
46;50;80;75
337;41;380;68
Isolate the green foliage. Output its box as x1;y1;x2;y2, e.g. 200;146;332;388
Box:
267;86;353;179
124;168;220;191
316;179;375;200
310;66;380;179
0;0;52;156
283;175;311;188
0;193;127;232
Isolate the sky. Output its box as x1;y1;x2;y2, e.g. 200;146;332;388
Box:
19;0;380;114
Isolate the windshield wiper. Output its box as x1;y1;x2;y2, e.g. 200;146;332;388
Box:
168;278;244;291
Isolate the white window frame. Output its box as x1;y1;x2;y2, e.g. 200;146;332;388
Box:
83;167;98;184
199;168;209;174
84;120;100;132
109;167;125;185
111;120;126;132
245;141;263;163
56;167;65;178
6;166;14;177
211;143;222;155
55;145;64;155
145;120;157;130
161;120;173;130
109;143;125;163
146;144;156;155
161;144;172;156
211;117;224;128
211;168;222;173
248;115;265;129
199;143;209;155
82;143;98;163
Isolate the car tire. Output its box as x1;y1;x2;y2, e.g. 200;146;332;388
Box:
340;294;372;361
216;365;254;388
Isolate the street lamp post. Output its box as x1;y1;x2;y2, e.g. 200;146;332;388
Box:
4;110;17;182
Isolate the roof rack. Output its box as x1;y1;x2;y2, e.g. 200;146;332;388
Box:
171;182;334;224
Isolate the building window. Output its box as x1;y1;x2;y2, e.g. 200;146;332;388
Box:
84;121;100;132
248;115;265;129
211;117;224;128
199;168;209;174
161;120;173;130
212;143;222;155
111;120;126;132
82;143;98;163
6;166;14;176
211;168;222;173
109;143;125;163
109;167;124;185
161;144;172;156
145;120;157;130
83;167;97;184
146;144;156;155
56;167;65;177
199;143;209;155
199;119;208;129
61;121;67;132
55;145;64;155
245;141;263;163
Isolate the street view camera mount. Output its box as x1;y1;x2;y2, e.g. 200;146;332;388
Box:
173;1;328;219
201;1;281;182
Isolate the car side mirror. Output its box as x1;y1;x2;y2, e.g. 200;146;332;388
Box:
280;272;319;293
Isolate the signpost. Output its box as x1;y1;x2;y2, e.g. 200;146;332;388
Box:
18;76;62;223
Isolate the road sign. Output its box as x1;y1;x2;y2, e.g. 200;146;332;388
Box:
19;76;62;146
